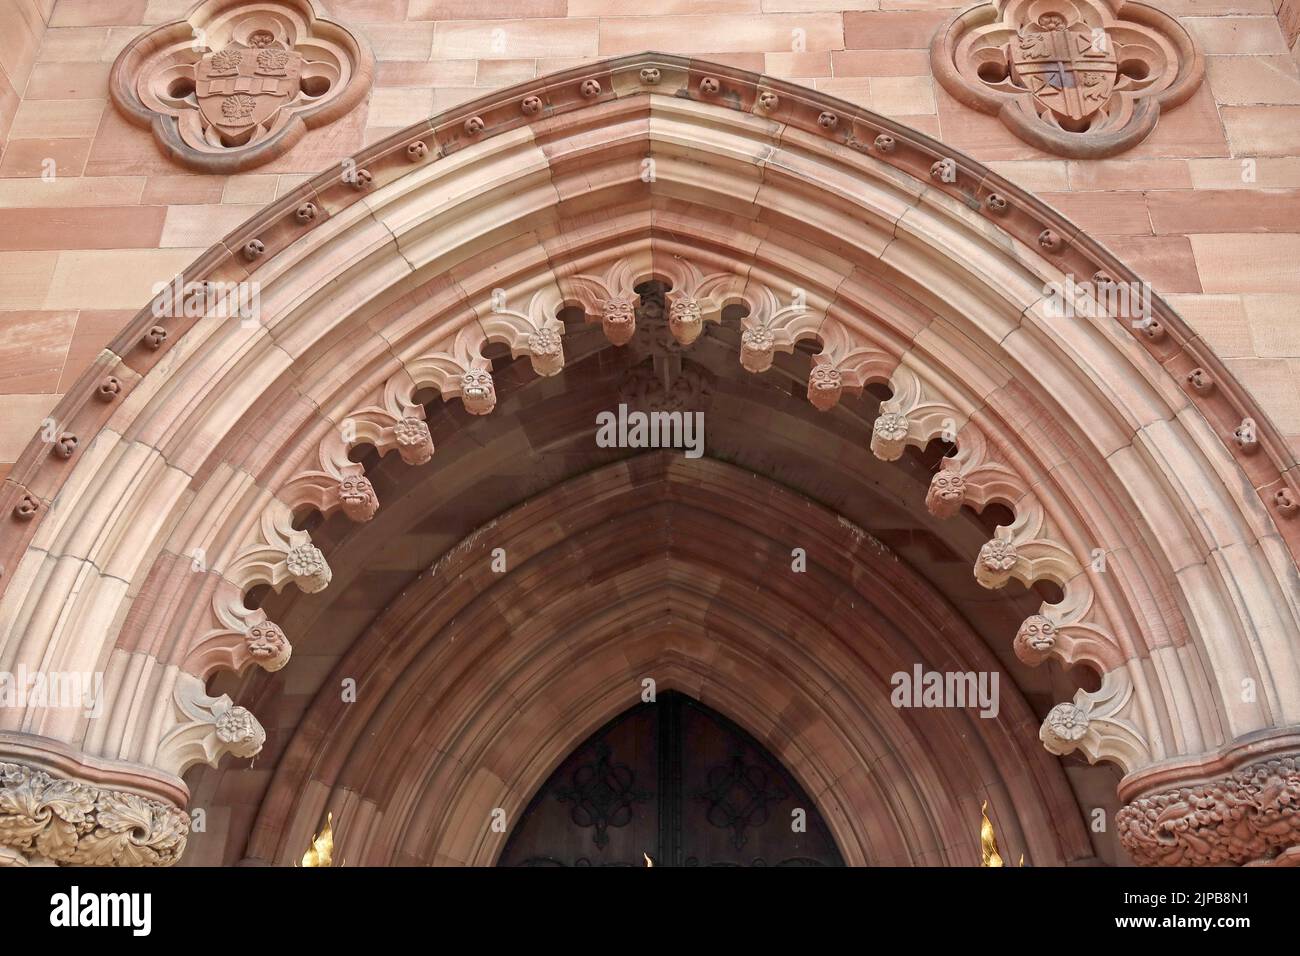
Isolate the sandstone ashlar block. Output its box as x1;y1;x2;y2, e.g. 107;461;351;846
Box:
598;14;843;55
42;248;203;311
0;137;93;178
433;17;599;59
1190;233;1300;293
9;97;104;138
1206;54;1300;105
1183;15;1290;55
1220;105;1300;155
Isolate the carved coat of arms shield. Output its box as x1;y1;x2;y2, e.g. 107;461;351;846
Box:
1011;17;1118;127
195;36;303;141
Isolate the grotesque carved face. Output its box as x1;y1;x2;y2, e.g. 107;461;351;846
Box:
740;326;775;373
1013;615;1057;666
460;368;497;415
601;299;636;345
246;621;290;670
667;296;703;343
926;471;967;518
338;474;378;522
806;363;842;411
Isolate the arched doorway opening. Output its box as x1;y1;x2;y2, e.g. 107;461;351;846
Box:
1;53;1298;868
500;692;845;868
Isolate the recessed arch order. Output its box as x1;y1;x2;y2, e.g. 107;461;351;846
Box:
1;53;1298;868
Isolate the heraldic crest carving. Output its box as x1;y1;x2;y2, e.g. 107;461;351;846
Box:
109;0;373;172
931;0;1204;157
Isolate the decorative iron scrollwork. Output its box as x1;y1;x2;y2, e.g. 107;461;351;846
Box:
554;740;651;849
693;752;788;851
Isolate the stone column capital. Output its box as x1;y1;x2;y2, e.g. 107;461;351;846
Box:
1117;733;1300;867
0;734;189;867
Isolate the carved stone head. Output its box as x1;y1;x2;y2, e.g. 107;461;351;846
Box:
245;621;291;671
460;367;497;415
667;295;703;345
925;470;967;519
601;299;637;346
1013;615;1057;666
338;474;378;522
806;363;842;411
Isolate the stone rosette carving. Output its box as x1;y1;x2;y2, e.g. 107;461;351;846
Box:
871;411;911;461
394;416;434;465
0;762;189;867
478;288;567;378
285;542;331;592
932;0;1204;158
1040;670;1148;768
1118;753;1300;867
976;536;1018;587
109;0;373;172
157;673;266;776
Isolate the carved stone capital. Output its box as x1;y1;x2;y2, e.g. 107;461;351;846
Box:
1118;748;1300;867
0;760;189;867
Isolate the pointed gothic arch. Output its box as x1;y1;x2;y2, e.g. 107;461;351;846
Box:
1;53;1298;868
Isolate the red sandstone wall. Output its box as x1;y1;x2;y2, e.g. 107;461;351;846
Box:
1;0;1299;476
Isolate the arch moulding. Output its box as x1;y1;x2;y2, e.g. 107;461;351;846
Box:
0;53;1298;867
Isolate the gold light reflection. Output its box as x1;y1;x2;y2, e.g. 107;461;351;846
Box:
301;812;334;868
980;801;1004;867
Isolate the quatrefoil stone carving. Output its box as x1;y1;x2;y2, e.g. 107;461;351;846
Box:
109;0;373;172
932;0;1204;158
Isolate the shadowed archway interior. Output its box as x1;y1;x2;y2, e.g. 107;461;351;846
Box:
498;691;847;868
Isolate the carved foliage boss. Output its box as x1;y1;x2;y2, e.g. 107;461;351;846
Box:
0;763;189;867
932;0;1204;157
109;0;372;172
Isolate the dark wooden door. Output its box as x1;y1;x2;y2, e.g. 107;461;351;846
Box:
498;692;844;866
